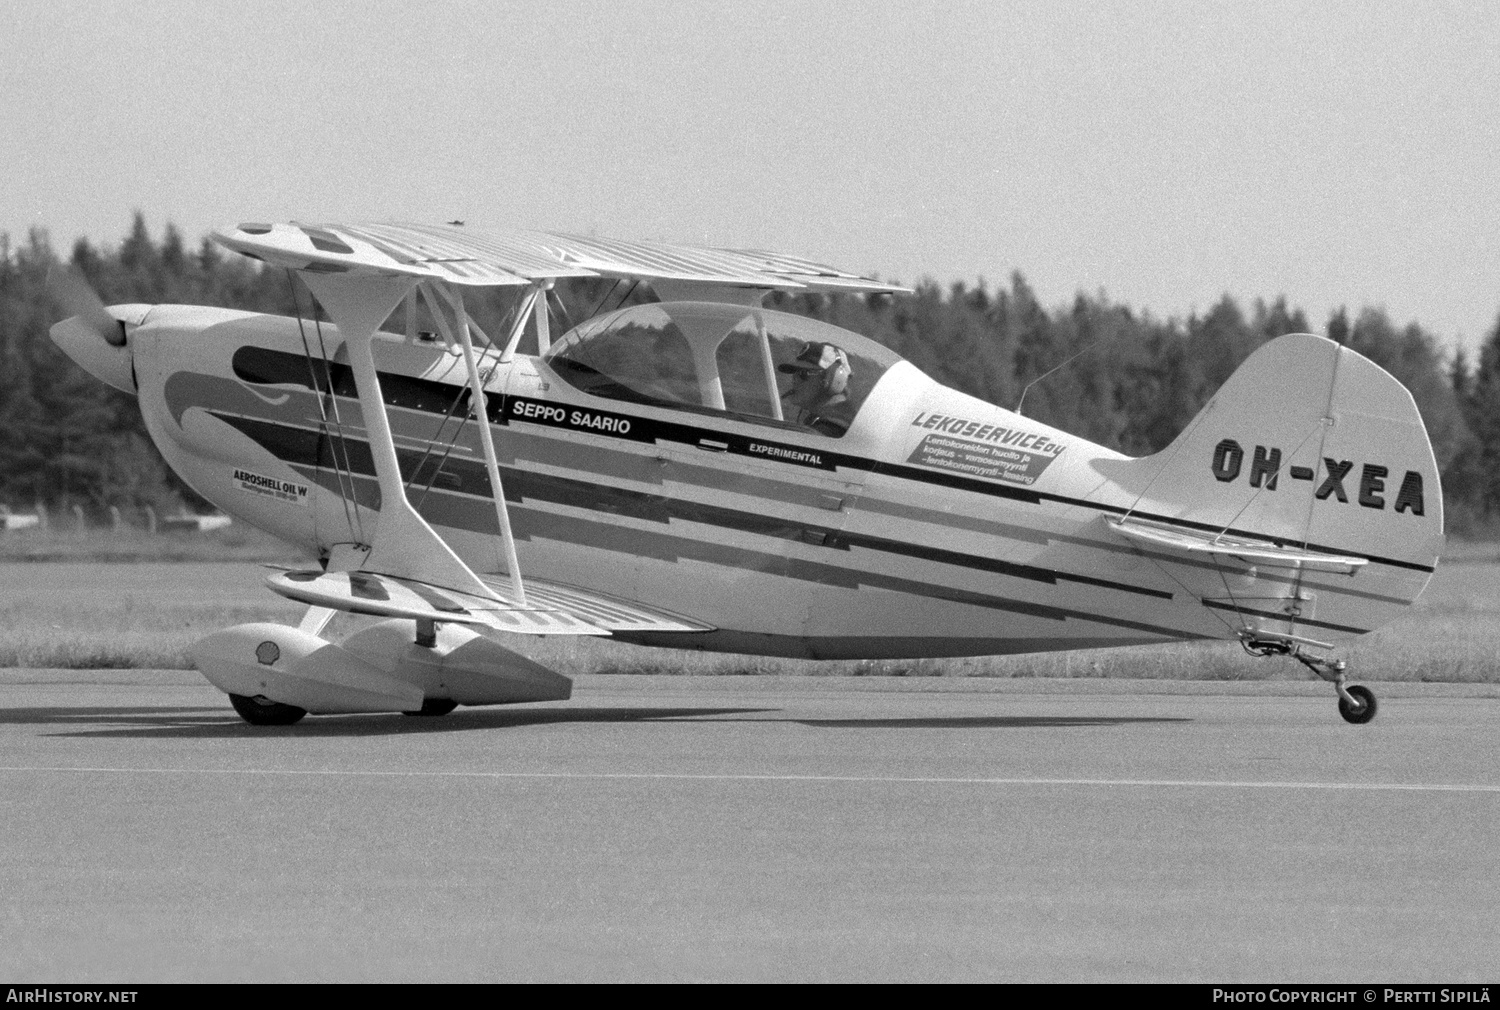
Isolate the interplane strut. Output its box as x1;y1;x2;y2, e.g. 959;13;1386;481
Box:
296;271;504;602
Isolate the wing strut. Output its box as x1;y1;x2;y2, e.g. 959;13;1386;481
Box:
499;284;543;363
438;281;527;605
534;281;553;355
297;271;503;602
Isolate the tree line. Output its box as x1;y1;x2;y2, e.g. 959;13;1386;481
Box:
3;214;1497;531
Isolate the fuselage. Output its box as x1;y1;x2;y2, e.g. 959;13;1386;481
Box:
107;302;1436;660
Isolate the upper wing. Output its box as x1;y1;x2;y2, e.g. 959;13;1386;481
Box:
539;230;910;294
212;221;909;295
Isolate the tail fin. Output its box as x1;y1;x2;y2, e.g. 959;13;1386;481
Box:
1108;332;1443;571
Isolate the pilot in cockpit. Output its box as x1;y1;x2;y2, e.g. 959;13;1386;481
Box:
779;341;852;435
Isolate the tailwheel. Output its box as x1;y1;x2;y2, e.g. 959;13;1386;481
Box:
229;693;307;726
1337;684;1378;725
1286;644;1377;725
1242;633;1377;725
403;697;459;717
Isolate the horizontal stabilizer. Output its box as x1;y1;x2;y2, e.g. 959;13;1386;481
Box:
1109;518;1368;573
266;569;712;636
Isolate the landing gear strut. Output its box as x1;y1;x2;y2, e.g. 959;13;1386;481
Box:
1240;635;1377;724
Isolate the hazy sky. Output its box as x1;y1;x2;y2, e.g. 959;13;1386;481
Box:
4;0;1497;351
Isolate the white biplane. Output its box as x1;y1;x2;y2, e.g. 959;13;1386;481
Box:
48;221;1443;725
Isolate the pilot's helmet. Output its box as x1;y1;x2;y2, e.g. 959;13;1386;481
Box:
779;341;841;375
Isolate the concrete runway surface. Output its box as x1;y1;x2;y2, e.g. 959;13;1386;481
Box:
1;671;1497;983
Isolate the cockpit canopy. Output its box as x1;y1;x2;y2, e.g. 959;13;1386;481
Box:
543;301;903;437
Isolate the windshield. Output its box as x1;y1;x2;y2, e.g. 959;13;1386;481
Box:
544;301;902;437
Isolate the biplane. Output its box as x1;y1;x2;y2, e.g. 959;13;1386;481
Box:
48;222;1444;725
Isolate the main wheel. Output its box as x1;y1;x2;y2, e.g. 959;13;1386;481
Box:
1338;684;1378;725
229;693;307;726
403;698;459;717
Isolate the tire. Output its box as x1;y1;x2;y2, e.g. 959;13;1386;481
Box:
1338;685;1378;725
229;693;307;726
403;698;459;717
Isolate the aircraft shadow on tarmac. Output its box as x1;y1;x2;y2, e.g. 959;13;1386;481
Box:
794;716;1191;728
4;704;1189;739
5;705;775;739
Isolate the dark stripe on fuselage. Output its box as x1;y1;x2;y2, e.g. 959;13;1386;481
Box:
866;460;1433;573
214;412;1172;601
285;464;1202;643
773;479;1418;606
222;348;1436;573
232;344;478;419
1199;600;1371;636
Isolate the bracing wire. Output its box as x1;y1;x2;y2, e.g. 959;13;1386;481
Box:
309;296;365;544
585;279;624;321
406;385;476;515
287;270;360;544
547;287;573;336
1120;409;1208;523
405;290;528;513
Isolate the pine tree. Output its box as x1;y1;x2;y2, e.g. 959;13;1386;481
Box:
1454;313;1500;517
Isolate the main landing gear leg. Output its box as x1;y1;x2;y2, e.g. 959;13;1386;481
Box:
1241;636;1377;724
402;618;458;717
